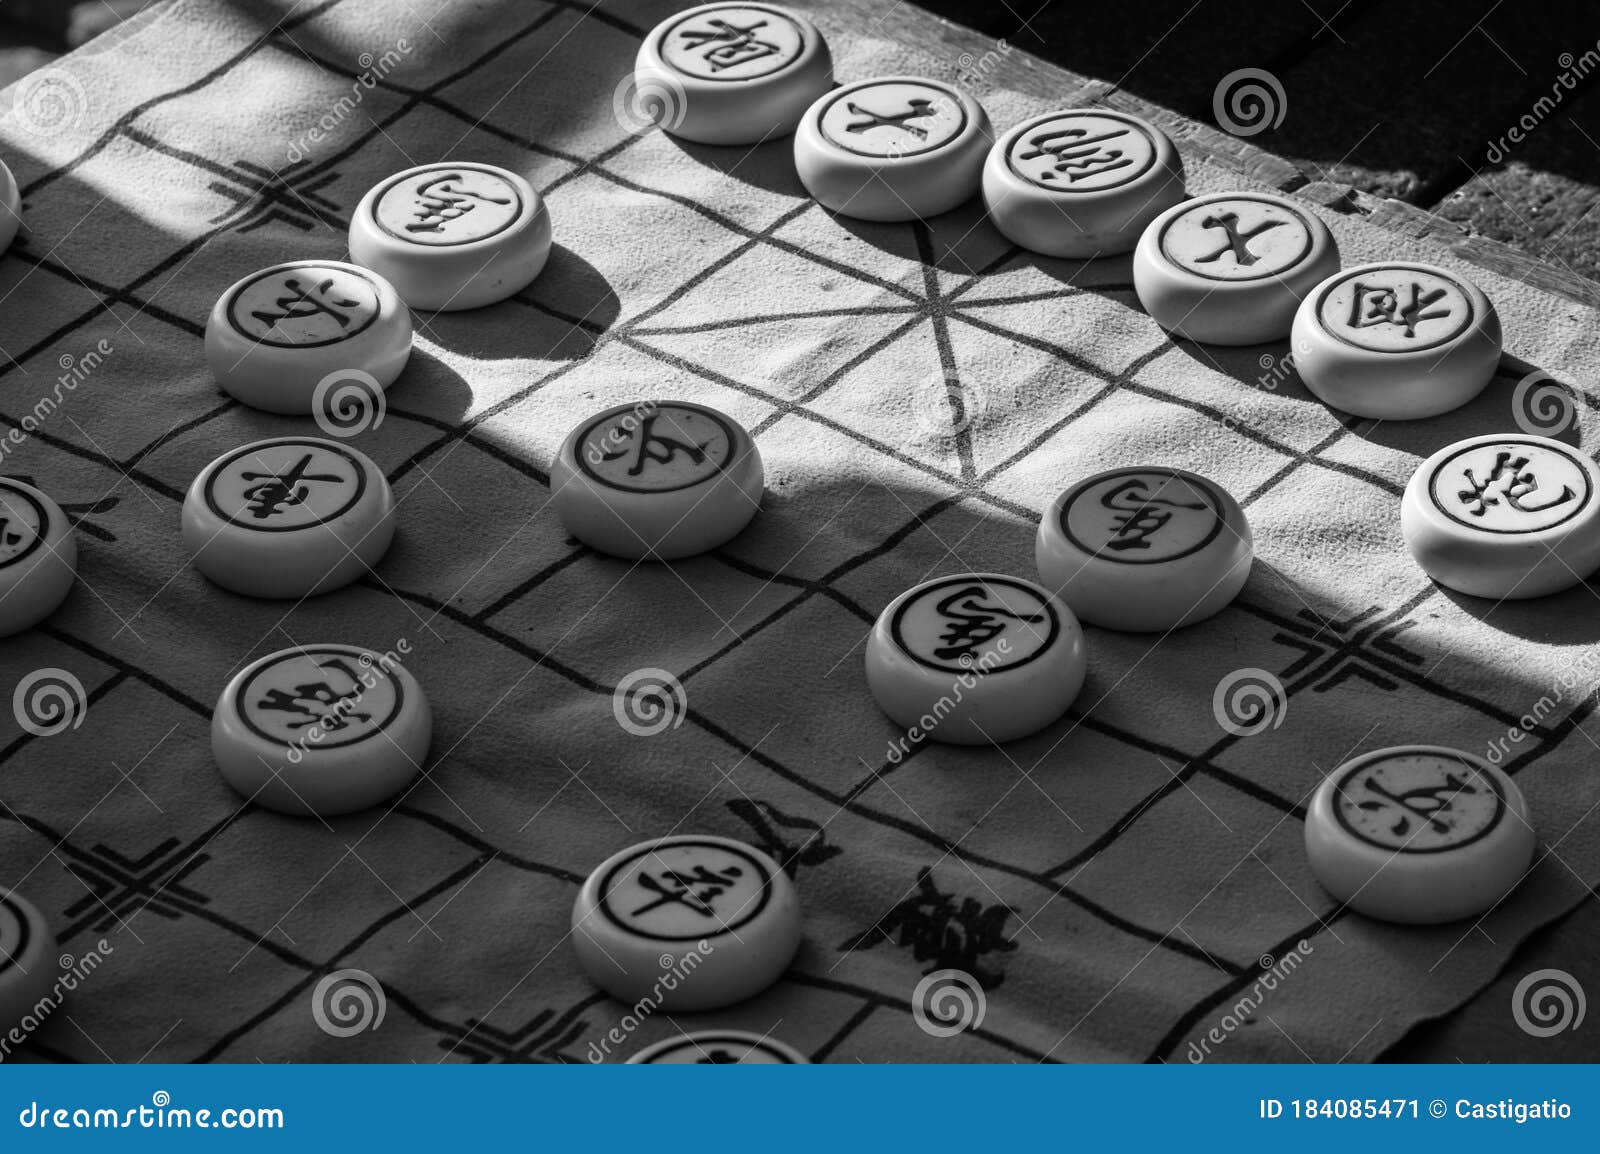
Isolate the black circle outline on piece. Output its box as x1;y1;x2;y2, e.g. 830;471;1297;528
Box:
597;838;775;943
640;1033;799;1063
817;79;970;159
235;645;406;751
655;3;807;83
370;163;525;248
1427;437;1593;535
574;403;740;495
1004;110;1159;194
0;480;51;571
889;574;1062;675
1313;263;1476;355
0;893;34;979
224;262;384;350
1331;748;1506;855
1157;193;1317;284
1058;467;1227;566
202;439;370;534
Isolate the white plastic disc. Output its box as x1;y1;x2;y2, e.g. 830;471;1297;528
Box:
1133;191;1340;345
572;835;802;1012
1305;745;1535;924
1401;434;1600;599
348;162;551;310
182;436;396;600
211;644;431;817
865;573;1086;744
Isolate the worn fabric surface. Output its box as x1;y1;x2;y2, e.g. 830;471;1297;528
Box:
1;0;1598;1064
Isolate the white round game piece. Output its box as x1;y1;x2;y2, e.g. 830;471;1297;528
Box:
627;1030;810;1064
182;436;396;600
1;156;20;254
1035;467;1251;632
1305;745;1534;924
1133;190;1339;345
203;260;412;415
634;3;832;145
865;573;1086;745
348;161;551;311
572;834;802;1012
550;400;763;560
1292;261;1502;420
0;477;77;638
793;76;992;222
1401;433;1600;600
982;109;1186;258
0;889;57;1030
211;643;431;816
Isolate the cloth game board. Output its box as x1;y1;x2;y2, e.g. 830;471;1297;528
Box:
2;0;1598;1063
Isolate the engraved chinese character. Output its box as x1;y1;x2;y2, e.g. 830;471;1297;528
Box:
1099;479;1206;551
629;863;744;919
1347;281;1451;338
238;453;345;520
250;276;362;331
1193;211;1282;267
932;585;1047;663
844;98;937;140
1457;452;1576;517
406;174;512;234
256;657;372;731
1351;771;1476;840
599;413;712;478
678;18;779;70
1017;125;1133;182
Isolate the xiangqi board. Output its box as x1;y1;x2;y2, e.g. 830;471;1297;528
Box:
0;0;1598;1064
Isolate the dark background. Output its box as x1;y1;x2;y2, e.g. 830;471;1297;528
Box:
923;0;1600;285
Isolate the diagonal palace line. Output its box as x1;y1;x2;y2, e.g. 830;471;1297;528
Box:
383;199;815;489
912;223;976;482
748;313;930;435
630;303;922;337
